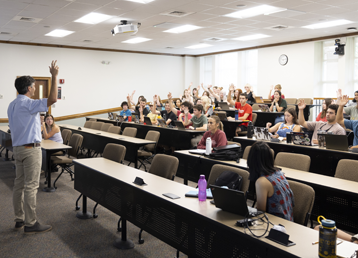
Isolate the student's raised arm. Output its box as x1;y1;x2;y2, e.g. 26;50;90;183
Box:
227;84;235;106
337;95;349;128
297;99;308;129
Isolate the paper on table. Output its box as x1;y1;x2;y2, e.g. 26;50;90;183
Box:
337;240;357;258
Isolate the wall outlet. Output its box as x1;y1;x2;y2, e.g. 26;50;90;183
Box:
0;94;3;99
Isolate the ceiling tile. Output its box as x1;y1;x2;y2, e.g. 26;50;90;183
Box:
203;7;239;16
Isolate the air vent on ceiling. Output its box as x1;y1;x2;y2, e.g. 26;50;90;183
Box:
265;25;293;31
83;40;92;42
203;37;226;42
166;47;174;49
0;32;11;35
13;16;42;23
160;11;195;17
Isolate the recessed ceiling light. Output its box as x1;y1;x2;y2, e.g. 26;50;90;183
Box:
164;25;201;33
186;43;212;49
225;5;287;19
75;12;112;24
122;37;152;44
347;27;358;31
125;0;155;3
302;19;353;29
45;29;74;37
233;34;271;41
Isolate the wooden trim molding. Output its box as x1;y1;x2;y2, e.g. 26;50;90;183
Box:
314;97;353;100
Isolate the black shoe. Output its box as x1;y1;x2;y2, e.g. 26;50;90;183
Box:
24;221;52;235
15;221;24;230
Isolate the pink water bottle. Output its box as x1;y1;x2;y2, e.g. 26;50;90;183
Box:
198;175;207;201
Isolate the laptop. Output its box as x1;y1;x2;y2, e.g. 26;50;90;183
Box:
157;119;167;127
325;134;349;151
207;106;214;116
218;102;230;110
292;131;313;146
143;116;152;125
258;104;270;112
215;112;227;121
210;185;258;217
174;120;186;130
108;112;114;120
254;127;271;140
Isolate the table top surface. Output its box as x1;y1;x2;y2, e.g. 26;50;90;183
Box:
74;157;357;258
175;150;358;195
234;136;358;155
41;139;72;150
59;124;156;145
0;125;10;132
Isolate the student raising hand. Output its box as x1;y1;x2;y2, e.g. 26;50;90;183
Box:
297;99;306;110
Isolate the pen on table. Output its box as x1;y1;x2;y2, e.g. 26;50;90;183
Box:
312;240;343;245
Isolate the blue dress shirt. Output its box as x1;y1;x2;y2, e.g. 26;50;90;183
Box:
344;119;358;146
7;95;48;146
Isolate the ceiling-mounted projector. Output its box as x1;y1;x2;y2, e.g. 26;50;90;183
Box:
111;20;141;36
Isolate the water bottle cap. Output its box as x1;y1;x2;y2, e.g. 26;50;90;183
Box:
199;175;205;179
321;219;335;227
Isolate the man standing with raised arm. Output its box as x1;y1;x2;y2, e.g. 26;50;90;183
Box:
8;61;59;234
297;98;345;144
336;94;358;149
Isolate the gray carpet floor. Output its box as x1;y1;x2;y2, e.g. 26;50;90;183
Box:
0;151;196;258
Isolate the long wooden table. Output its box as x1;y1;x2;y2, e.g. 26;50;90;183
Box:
174;150;358;233
86;116;204;150
59;124;155;168
234;136;358;177
73;157;357;257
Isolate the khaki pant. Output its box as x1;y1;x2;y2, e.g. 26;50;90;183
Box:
13;146;41;227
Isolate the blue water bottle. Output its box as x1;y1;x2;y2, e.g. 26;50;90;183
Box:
235;110;239;121
318;216;337;258
198;175;207;202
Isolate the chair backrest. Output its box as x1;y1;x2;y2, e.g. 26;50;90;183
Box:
144;131;160;152
287;180;315;226
122;127;137;137
68;133;83;158
335;159;358;182
207;164;250;193
302;98;313;105
287;104;296;111
84;121;93;128
148;154;179;180
89;118;97;121
285;98;297;105
252;113;257;125
91;121;104;130
100;123;113;132
108;126;121;134
274;152;310;172
103;143;126;163
252;104;260;111
242;146;274;160
61;129;72;145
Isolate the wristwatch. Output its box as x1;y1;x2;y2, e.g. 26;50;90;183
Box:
351;234;358;242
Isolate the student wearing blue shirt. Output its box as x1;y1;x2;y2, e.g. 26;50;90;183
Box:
337;94;358;149
7;61;59;234
119;101;132;121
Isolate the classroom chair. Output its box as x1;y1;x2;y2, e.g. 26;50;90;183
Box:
237;113;257;136
122;127;137;137
100;123;113;132
335;159;358;182
274;152;311;172
84;121;93;128
108;126;121;134
91;121;104;130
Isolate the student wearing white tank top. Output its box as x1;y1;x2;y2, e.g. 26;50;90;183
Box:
42;114;63;143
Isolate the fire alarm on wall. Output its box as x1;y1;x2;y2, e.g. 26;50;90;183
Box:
59;79;65;84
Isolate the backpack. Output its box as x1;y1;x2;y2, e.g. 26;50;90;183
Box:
209;149;241;161
214;171;243;191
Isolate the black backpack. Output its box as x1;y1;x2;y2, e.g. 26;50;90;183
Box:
209;149;241;161
214;171;243;191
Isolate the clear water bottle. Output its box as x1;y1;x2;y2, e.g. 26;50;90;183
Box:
273;104;277;112
198;175;207;202
206;137;212;155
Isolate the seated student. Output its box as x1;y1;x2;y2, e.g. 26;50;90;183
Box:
227;88;253;135
337;94;358;149
127;96;149;118
119;101;132;121
269;90;287;124
266;108;301;138
183;104;208;147
42;114;63;143
197;116;227;149
181;89;194;106
167;92;186;117
268;84;285;101
175;99;182;109
158;99;177;126
201;96;213;117
178;101;192;128
316;98;332;122
298;99;345;144
247;141;294;221
244;84;256;105
344;91;358;120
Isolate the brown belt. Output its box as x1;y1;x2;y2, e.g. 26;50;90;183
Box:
22;143;41;147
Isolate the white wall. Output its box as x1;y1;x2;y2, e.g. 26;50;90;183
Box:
0;43;185;118
184;56;199;89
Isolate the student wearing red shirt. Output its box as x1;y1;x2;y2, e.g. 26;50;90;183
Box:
316;98;332;122
197;115;227;149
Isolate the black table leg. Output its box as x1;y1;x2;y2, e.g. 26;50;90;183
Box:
184;159;188;186
43;151;55;192
114;219;134;249
76;195;92;219
4;149;10;161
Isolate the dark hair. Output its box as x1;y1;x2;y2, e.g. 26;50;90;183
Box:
353;90;358;103
136;95;145;106
247;141;277;182
182;101;192;109
121;101;128;108
140;98;147;103
15;76;35;95
44;114;55;129
274;90;282;105
327;104;338;115
203;91;210;97
284;108;298;125
193;104;203;112
320;98;332;118
240;93;248;99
